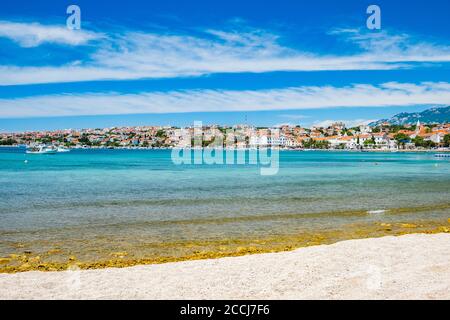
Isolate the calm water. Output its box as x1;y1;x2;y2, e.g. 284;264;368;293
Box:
1;148;450;266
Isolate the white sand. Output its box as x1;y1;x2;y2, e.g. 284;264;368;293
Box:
1;233;450;300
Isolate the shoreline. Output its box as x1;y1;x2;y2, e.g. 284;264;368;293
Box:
1;233;450;300
2;145;450;153
1;215;449;274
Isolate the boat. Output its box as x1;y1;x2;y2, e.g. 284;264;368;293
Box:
434;153;450;158
26;145;58;154
57;146;70;153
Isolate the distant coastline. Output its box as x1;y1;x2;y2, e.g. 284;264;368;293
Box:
2;144;450;153
2;120;450;152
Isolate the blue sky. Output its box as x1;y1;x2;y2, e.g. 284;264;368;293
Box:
0;0;449;131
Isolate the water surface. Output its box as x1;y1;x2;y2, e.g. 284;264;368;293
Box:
1;148;449;271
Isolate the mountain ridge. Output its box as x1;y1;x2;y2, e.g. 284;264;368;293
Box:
370;106;450;126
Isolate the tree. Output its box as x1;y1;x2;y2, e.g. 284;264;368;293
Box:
391;125;408;133
372;127;381;133
413;136;425;147
156;130;167;138
423;140;436;148
394;133;410;149
302;139;329;149
0;138;17;145
314;140;330;149
79;134;91;145
394;133;410;142
363;136;376;148
444;134;450;147
302;139;314;148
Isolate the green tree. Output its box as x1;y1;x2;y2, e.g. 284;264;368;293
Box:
423;140;436;148
372;127;381;133
79;134;91;146
394;133;410;149
413;136;425;147
394;133;410;142
156;130;167;138
0;138;17;145
314;140;330;149
444;134;450;147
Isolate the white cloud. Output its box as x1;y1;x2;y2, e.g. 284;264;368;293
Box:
0;21;102;47
0;82;449;118
0;24;449;85
330;28;450;63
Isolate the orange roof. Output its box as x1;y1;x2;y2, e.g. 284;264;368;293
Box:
418;133;434;137
398;130;415;135
313;137;329;141
433;129;449;135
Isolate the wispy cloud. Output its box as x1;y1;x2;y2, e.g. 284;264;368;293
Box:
0;21;102;47
330;28;450;62
0;21;449;85
1;82;449;118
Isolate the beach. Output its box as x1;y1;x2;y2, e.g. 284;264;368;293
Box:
1;233;449;300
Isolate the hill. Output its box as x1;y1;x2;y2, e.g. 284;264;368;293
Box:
370;106;450;126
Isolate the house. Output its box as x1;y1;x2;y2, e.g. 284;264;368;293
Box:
359;125;372;134
372;133;389;146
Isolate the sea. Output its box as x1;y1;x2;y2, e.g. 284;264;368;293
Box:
1;147;449;271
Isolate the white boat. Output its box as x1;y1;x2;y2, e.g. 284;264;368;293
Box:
435;153;450;158
26;145;58;154
57;146;70;153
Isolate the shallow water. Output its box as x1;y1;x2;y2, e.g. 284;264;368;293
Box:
1;148;449;271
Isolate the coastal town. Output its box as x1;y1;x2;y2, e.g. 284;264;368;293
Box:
1;121;450;151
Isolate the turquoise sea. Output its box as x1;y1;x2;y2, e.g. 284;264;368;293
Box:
1;148;450;270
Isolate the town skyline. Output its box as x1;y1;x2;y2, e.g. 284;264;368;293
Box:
2;119;449;151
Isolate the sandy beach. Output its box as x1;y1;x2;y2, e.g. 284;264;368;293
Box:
1;233;449;300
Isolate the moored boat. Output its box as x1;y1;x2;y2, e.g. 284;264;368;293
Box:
26;145;58;154
57;146;70;153
435;153;450;158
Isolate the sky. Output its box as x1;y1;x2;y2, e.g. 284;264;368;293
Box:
0;0;449;132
